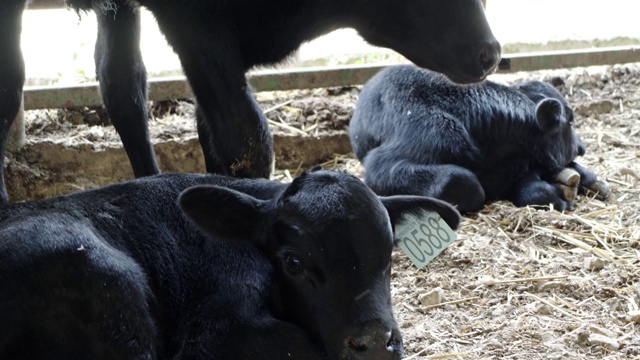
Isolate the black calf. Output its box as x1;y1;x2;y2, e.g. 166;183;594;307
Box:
0;169;460;359
350;65;595;213
0;0;500;204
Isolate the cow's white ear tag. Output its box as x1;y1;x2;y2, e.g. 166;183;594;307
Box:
395;210;457;269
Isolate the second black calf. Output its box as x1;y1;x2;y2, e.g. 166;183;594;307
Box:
350;65;600;213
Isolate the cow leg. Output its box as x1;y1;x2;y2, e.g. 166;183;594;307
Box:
190;75;271;178
94;4;159;177
362;147;485;213
195;105;226;174
0;0;27;204
508;174;573;211
152;18;272;178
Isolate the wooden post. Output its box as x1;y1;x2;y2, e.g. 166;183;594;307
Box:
482;0;487;8
11;0;65;151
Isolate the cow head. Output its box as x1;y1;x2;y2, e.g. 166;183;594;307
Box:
179;169;460;360
515;81;586;175
353;0;501;84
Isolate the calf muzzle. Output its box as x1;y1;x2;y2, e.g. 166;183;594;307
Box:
342;324;402;360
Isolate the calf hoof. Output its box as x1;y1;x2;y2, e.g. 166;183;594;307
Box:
583;176;611;200
556;168;581;187
559;183;578;203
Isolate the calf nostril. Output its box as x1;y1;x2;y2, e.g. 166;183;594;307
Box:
347;328;402;355
348;337;368;352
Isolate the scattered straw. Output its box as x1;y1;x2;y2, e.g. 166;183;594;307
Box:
422;297;481;310
478;275;569;287
519;293;583;322
533;226;616;261
267;117;307;136
263;99;294;114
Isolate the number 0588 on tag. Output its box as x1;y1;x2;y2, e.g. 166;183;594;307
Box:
395;210;457;269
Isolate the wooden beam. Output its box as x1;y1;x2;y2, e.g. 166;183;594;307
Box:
28;0;67;10
22;46;640;111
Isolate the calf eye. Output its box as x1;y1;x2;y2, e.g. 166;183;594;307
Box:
284;255;304;275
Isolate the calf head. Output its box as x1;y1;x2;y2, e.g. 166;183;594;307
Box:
179;169;460;360
354;0;501;83
515;81;586;175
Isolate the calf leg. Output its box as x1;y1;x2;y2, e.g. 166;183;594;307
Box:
508;173;573;211
362;147;485;213
568;162;598;188
94;4;159;177
569;161;610;199
0;0;27;204
175;319;325;360
0;245;157;359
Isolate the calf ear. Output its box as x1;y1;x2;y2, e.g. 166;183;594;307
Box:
179;185;267;240
536;98;565;131
380;195;461;231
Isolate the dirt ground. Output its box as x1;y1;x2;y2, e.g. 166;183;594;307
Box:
13;62;640;359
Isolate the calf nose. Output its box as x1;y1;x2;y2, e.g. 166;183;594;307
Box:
478;40;502;75
346;327;402;360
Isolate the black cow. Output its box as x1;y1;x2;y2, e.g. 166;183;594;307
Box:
0;0;501;204
349;65;603;213
0;168;460;359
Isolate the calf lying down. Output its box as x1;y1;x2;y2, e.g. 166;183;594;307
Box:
0;169;460;359
350;65;609;213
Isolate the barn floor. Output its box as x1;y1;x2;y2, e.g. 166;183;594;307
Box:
11;63;640;359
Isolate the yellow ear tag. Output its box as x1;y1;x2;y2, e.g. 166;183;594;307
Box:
395;210;457;269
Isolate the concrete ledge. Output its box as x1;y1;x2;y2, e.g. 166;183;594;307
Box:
5;132;352;202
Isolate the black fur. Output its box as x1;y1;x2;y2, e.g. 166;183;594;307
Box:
0;169;460;359
0;0;500;204
350;65;592;213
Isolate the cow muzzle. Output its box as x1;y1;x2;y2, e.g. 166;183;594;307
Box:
477;39;502;77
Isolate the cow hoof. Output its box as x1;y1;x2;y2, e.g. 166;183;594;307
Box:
556;168;581;187
585;176;611;200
